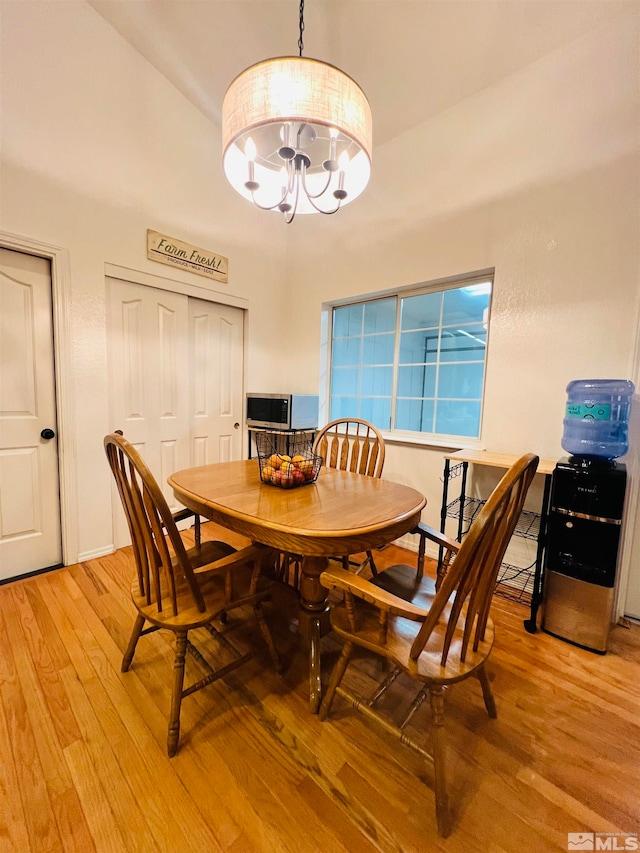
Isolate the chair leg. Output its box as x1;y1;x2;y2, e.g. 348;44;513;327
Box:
194;515;201;549
366;549;377;576
275;554;286;583
254;603;282;673
476;663;497;719
319;641;353;721
121;613;146;672
279;553;302;589
167;631;188;757
345;550;377;577
429;685;451;838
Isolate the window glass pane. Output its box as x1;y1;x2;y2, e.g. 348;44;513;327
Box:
363;298;396;334
442;285;490;326
399;330;438;364
359;397;391;430
362;332;395;365
401;292;442;330
331;367;359;396
333;304;363;337
361;366;393;396
328;276;491;440
439;325;487;362
330;396;359;420
398;365;436;397
332;337;361;367
438;363;485;399
435;400;481;437
396;398;435;432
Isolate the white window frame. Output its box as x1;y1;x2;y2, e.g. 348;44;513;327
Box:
320;269;494;449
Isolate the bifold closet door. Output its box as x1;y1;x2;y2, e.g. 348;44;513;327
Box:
107;278;244;548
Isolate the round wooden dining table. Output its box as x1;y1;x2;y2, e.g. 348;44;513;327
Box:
168;459;426;712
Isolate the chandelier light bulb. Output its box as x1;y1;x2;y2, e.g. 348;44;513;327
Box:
243;136;259;192
245;137;257;161
322;128;339;173
333;150;350;200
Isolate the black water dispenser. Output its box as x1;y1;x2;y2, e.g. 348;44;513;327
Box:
542;457;627;653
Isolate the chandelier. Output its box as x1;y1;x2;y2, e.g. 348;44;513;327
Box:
221;0;372;223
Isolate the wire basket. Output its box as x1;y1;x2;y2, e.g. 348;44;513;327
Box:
255;432;323;489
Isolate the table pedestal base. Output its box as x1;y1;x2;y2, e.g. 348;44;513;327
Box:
298;556;331;713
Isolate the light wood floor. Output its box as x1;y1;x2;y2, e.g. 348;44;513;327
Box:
1;522;639;852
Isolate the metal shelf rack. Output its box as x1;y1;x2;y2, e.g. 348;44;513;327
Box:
445;496;541;541
440;451;556;625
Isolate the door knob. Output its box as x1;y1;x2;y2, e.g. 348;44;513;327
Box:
234;422;240;429
41;428;55;440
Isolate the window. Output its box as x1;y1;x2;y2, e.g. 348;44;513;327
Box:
329;275;492;439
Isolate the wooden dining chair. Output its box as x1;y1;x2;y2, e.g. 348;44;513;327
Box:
104;433;281;757
318;453;539;837
276;418;386;588
314;418;386;575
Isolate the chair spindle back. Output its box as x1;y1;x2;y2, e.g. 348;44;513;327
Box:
409;453;539;665
313;418;385;478
104;434;205;616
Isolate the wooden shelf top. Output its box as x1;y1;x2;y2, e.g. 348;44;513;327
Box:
444;449;557;476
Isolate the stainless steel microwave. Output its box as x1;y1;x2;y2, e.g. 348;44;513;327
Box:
246;393;319;430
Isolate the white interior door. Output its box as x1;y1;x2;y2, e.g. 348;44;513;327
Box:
0;248;62;579
107;278;244;548
189;297;243;465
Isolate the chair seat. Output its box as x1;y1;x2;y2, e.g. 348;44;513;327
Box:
329;601;495;685
131;558;271;631
370;563;438;609
187;539;236;570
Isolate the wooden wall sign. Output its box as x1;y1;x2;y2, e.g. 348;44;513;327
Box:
147;230;228;283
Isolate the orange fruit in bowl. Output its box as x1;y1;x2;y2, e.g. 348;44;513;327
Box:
281;460;295;475
268;454;282;469
261;465;275;482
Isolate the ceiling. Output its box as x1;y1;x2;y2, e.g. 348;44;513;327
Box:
87;0;630;149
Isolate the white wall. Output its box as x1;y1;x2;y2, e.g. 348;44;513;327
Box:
0;0;288;558
284;12;640;602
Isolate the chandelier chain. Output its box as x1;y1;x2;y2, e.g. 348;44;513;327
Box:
298;0;305;56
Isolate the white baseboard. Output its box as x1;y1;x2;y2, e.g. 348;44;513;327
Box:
393;533;419;552
76;545;115;562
